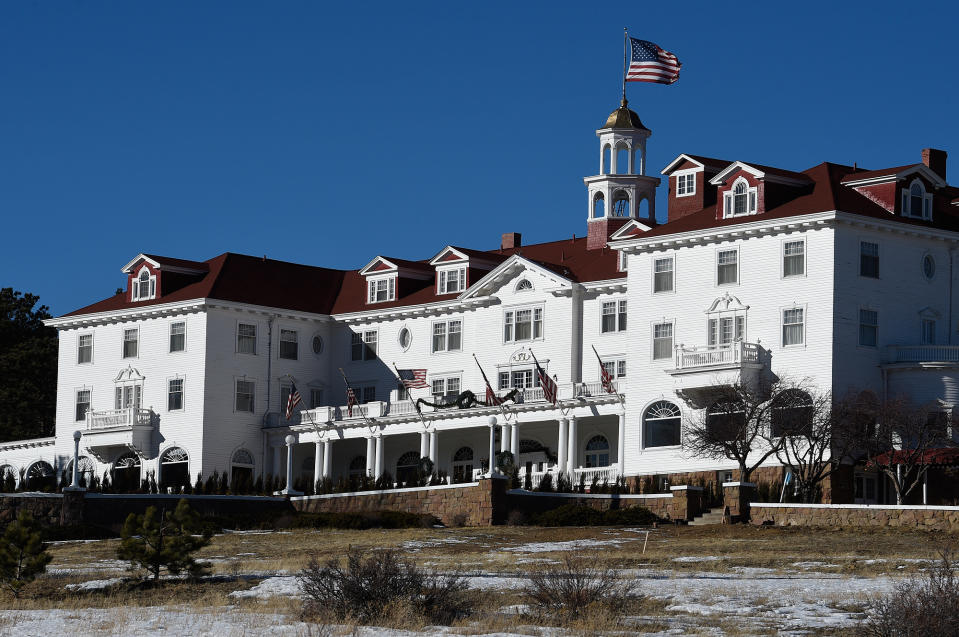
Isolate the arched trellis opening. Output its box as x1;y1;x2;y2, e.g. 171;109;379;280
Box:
112;453;141;492
612;190;630;217
231;448;255;489
451;446;474;483
601;144;611;175
592;192;606;218
26;460;56;492
584;435;610;468
395;451;420;486
615;143;630;174
160;447;190;492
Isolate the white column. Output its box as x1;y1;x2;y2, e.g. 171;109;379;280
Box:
323;440;332;479
617;412;626;475
557;418;568;474
272;445;282;479
488;423;497;476
374;435;384;480
366;437;375;477
428;430;438;464
567;416;578;474
420;431;429;459
501;424;511;453
313;441;323;486
510;421;520;459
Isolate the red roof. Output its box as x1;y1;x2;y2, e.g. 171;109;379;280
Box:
140;254;209;272
839;164;920;183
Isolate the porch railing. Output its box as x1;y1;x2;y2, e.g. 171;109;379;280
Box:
884;345;959;364
87;408;153;430
674;341;760;371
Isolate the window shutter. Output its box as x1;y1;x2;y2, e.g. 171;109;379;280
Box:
723;193;732;216
749;191;756;213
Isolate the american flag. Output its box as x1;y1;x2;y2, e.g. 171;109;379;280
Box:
397;368;429;389
626;38;681;85
346;386;357;417
285;382;302;420
531;351;558;406
600;363;616;394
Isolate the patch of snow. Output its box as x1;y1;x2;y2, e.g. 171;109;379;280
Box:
791;561;840;569
65;578;123;591
229;576;301;600
672;556;723;563
400;536;474;550
503;538;624;553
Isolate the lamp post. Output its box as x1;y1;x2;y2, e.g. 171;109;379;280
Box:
64;430;85;492
278;434;303;496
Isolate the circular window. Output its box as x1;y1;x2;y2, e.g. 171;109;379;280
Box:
923;254;936;280
312;335;324;355
398;327;411;350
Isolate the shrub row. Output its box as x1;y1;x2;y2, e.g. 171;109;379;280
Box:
529;503;657;527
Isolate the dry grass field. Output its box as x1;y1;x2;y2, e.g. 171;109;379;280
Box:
2;523;954;635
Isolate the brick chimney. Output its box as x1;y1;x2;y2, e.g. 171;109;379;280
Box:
501;232;521;250
922;148;947;180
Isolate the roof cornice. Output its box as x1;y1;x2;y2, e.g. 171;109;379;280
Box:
332;297;493;324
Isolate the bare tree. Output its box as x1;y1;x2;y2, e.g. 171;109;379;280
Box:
681;379;786;484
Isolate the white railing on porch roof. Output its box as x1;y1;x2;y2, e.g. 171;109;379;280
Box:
674;341;760;371
884;345;959;364
87;408;153;430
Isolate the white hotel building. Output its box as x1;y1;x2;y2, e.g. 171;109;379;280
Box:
6;100;959;503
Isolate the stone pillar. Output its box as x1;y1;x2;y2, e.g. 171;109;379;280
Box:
420;431;429;459
557;418;568;474
669;485;704;522
428;430;438;465
510;421;520;459
566;416;578;475
60;489;85;526
374;435;384;480
272;445;282;479
723;481;756;522
313;441;323;486
322;440;332;479
366;437;375;477
617;413;626;474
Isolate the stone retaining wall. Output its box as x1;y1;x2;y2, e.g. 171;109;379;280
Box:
505;490;675;520
0;493;64;527
750;503;959;532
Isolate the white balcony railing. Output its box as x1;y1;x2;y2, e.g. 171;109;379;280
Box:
884;345;959;364
674;341;760;371
573;464;621;485
86;407;153;430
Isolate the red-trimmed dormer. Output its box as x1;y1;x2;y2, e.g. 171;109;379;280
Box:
841;149;948;220
661;154;729;222
121;253;208;303
428;246;505;296
357;256;433;304
709;161;813;220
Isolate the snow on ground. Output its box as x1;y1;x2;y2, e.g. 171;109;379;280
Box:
401;536;476;550
502;538;624;553
65;577;123;591
672;556;723;563
229;576;302;600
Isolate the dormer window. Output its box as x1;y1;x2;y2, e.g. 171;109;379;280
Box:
903;180;932;220
367;275;396;303
132;267;156;301
437;267;466;294
723;178;757;218
676;172;696;196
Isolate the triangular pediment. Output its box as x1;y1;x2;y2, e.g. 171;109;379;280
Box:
428;246;469;265
609;219;654;241
115;365;145;383
121;254;161;275
358;257;398;276
705;292;749;313
459;255;572;300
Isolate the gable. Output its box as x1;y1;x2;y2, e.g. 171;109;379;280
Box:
460;255;572;300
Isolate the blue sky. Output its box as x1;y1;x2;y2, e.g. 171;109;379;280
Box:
3;1;957;316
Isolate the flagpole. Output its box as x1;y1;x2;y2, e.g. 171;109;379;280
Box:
338;367;373;426
592;344;625;408
392;362;428;424
473;353;510;422
622;27;628;101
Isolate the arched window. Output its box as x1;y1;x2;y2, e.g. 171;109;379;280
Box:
231;448;255;487
903;180;932;219
395;451;420;485
515;279;533;292
160;447;190;491
0;464;17;489
706;399;746;441
612;190;630;217
25;461;55;491
724;178;757;217
734;180;748;215
452;446;474;483
593;192;605;218
349;455;367;478
67;456;96;487
133;267;156;301
584;435;610;468
615;144;630;174
112;453;141;492
601;144;611;175
643;401;682;448
770;390;814;437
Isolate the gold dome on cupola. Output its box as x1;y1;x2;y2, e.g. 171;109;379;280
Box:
603;97;648;130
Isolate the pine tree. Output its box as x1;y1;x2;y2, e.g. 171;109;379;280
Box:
0;511;52;597
116;499;212;582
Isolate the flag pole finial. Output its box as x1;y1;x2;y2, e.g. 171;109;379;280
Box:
622;28;628;103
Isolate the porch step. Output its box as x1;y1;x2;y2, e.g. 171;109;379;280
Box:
688;508;725;526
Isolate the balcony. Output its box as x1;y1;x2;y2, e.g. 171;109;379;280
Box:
882;345;959;367
83;408;156;459
670;341;762;373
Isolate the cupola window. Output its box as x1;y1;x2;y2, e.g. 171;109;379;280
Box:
132;267;156;301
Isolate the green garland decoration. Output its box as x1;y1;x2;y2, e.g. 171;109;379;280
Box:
416;388;520;411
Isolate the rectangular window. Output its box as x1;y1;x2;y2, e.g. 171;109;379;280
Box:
279;329;298;360
362;386;376;403
783;241;805;277
237;323;257;355
351;331;377;360
431;320;462;353
168;378;183;411
431;377;461;403
601;300;627;333
921;319;936;345
75;389;91;421
310;388;323;409
782;308;805;346
619;251;628;272
351;332;364;361
653;257;674;292
122;328;138;358
717;249;738;285
115;385;141;409
504;307;542;342
676;173;696;196
653;322;674;359
860;241;880;278
438;267;466;294
499;370;536;390
363;331;377;359
601;360;626;379
77;334;93;364
708;315;744;347
169;322;185;352
368;277;396;303
235;380;255;412
859;309;878;347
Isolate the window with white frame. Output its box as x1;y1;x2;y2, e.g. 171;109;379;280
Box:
723;178;757;217
643;401;682;447
431;376;461;403
437;267;466;294
310;388;323;409
921;318;936;345
169;322;185;353
504;306;543;342
676;172;696;196
653;322;674;359
903;180;933;220
859;309;878;347
860;241;879;278
77;333;93;364
653;257;674;292
237;323;257;355
783;240;805;277
618;251;628;272
367;276;396;303
75;389;91;421
782;307;805;346
431;320;462;353
279;329;298;360
601;359;626;380
351;331;378;361
132;267;156;301
515;278;534;292
708;313;745;347
168;378;184;411
601;300;627;333
235;379;255;412
499;369;538;390
717;249;738;285
584;435;610;467
122;328;138;358
362;386;376;403
114;383;142;410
